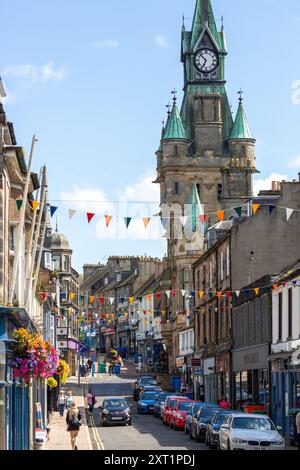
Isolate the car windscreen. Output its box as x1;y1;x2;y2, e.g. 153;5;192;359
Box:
199;408;219;420
103;399;127;408
178;401;192;411
140;379;157;386
142;393;158;401
232;417;275;430
213;413;230;424
158;393;168;401
168;399;178;407
193;403;204;414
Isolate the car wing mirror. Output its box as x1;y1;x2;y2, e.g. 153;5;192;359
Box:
221;424;229;429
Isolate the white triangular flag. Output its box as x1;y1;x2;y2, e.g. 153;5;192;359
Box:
165;290;170;298
109;297;114;305
179;216;188;227
286;208;294;221
69;209;77;219
181;290;186;297
51;293;56;301
235;291;240;298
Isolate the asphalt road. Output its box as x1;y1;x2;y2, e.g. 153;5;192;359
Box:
84;373;208;451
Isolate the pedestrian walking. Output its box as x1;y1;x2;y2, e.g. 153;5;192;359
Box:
87;359;92;373
296;410;300;451
66;391;74;410
86;389;96;415
57;390;67;417
66;402;82;450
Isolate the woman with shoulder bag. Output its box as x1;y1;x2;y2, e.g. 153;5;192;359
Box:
66;402;82;450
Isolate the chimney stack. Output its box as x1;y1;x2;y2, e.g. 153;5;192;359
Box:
271;181;277;191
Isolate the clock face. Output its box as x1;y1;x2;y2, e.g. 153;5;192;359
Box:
194;48;219;73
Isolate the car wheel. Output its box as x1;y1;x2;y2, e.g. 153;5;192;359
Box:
127;421;132;426
184;425;188;434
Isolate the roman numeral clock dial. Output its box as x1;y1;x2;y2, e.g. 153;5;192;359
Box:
194;48;219;74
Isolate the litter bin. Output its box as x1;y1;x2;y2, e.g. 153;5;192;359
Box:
98;363;106;374
289;408;300;446
134;354;139;364
115;364;121;376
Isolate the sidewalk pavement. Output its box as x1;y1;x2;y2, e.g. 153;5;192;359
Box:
45;377;92;451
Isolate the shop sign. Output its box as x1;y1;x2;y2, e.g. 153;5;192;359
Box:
191;358;202;367
204;357;215;375
232;344;268;372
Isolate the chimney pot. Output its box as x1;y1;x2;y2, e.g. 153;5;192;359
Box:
271;181;276;191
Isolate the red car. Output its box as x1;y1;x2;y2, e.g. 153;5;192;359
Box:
169;399;194;430
162;396;182;425
163;397;191;426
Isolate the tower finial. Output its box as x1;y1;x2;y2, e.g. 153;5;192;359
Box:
238;89;244;104
221;15;224;31
171;89;177;104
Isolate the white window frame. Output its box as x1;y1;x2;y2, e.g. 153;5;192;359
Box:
220;251;224;281
226;246;230;277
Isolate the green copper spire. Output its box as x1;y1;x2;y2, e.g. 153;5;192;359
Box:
190;0;222;50
188;183;204;233
229;94;254;140
163;94;187;141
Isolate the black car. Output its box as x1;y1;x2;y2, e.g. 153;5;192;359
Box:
99;397;132;426
191;406;220;442
205;410;243;449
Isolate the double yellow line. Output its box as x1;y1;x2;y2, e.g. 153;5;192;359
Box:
89;412;104;450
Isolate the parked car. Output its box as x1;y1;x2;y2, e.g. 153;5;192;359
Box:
133;376;158;400
219;414;285;451
99;397;132;426
153;393;177;418
163;397;191;426
206;410;243;449
191;406;220;442
137;391;160;414
139;385;162;397
162;396;187;425
169;399;194;430
185;402;208;435
189;403;218;438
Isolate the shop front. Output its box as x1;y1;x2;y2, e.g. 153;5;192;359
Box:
271;351;300;434
232;344;270;413
191;357;204;401
215;353;231;403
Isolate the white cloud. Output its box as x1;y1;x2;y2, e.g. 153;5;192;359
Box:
2;62;65;83
120;170;160;203
91;40;119;49
154;35;170;48
253;173;288;196
60;186;114;215
288;155;300;169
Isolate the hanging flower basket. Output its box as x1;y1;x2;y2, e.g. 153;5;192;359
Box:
55;360;70;384
10;328;59;382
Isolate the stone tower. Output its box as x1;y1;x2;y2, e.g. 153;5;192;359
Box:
155;0;258;367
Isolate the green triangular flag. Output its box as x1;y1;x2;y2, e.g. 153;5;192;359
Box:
139;297;143;304
234;207;242;217
16;200;23;211
208;292;214;300
124;217;132;229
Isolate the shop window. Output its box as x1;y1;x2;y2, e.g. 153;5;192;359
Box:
288;288;293;339
278;292;283;341
9;226;15;251
220;252;224;281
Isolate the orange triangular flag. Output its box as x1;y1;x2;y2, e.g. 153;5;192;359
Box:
105;215;113;227
89;296;95;304
273;284;278;290
32;201;40;211
217;210;225;221
143;218;151;229
199;291;205;299
252;204;260;215
147;294;152;301
254;288;260;295
217;291;222;299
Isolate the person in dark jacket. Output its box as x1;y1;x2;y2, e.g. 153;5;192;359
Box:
66;402;82;450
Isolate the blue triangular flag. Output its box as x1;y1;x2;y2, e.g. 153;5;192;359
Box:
269;205;276;215
190;291;195;297
50;206;58;217
292;281;297;287
161;218;168;229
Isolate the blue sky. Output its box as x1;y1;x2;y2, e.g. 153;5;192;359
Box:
1;0;300;271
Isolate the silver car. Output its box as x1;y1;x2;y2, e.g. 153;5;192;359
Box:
219;414;285;451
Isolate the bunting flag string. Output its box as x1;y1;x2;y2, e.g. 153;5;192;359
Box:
105;215;113;227
16;199;23;211
124;217;132;229
50;206;58;217
32;201;40;211
87;212;95;223
69;209;77;219
252;204;260;215
143;218;151;229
